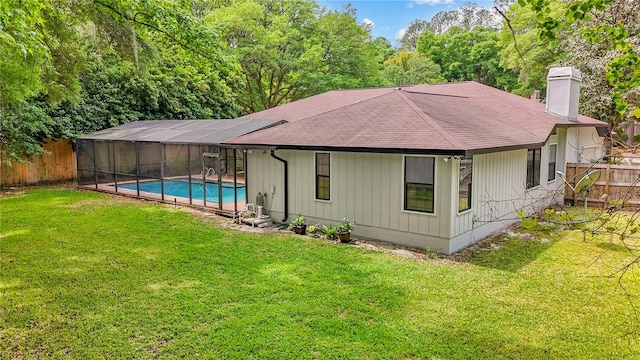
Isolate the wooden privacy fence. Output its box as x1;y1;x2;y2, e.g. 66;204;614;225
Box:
564;162;640;210
0;139;77;186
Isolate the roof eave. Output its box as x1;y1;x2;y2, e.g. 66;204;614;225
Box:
223;143;467;156
465;143;547;156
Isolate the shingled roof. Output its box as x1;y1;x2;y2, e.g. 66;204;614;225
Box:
224;82;607;155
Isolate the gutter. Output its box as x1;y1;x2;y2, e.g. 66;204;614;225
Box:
270;150;288;223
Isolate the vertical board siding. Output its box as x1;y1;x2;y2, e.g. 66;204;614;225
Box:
1;139;77;186
476;150;553;225
452;140;567;251
247;150;453;245
247;134;584;253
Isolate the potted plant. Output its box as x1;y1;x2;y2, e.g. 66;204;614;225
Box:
322;224;337;240
307;224;320;237
336;218;354;243
288;215;307;235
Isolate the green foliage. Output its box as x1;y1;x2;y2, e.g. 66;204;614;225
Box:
517;0;639;124
416;26;518;89
0;0;49;106
370;36;395;65
322;224;337;239
382;51;445;86
1;0;241;163
498;0;568;97
336;218;354;233
0;0;88;107
306;224;320;235
517;210;539;229
398;19;432;50
208;0;383;113
399;2;500;50
521;217;539;229
0;101;60;164
292;215;306;226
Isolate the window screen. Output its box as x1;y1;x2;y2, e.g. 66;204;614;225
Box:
405;157;435;213
548;144;557;181
527;148;541;189
458;157;472;212
316;153;330;200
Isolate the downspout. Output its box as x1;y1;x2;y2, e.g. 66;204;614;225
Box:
270;150;288;223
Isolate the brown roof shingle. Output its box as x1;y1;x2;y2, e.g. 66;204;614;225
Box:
224;82;607;155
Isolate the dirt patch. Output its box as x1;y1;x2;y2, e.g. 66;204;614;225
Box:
148;339;172;355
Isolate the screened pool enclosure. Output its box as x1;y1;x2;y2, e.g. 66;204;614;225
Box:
77;119;282;212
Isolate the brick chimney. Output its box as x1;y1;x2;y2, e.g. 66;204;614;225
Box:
545;67;581;121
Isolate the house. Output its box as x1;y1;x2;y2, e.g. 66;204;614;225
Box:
75;67;607;254
223;67;608;254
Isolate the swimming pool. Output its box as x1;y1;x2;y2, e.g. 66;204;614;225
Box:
117;179;245;203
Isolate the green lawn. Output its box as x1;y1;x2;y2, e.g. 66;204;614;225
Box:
1;188;639;359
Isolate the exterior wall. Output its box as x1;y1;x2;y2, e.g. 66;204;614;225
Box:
247;150;455;253
566;127;604;163
450;133;566;253
247;129;573;254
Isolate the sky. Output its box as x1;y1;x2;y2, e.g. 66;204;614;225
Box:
319;0;497;45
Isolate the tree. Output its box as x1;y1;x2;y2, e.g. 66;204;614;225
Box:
497;0;567;97
371;36;395;65
417;26;518;89
0;0;85;107
430;2;501;34
399;20;432;51
51;45;241;135
209;0;382;113
561;0;639;139
0;0;239;164
300;4;383;98
516;0;640;123
399;3;501;51
381;51;445;86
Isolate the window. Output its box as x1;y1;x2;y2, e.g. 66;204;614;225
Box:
526;148;541;189
458;157;472;212
315;152;330;200
548;144;557;181
404;156;435;213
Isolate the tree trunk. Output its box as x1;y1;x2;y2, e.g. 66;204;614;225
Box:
627;121;636;146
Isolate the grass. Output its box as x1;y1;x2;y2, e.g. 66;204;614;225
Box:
1;188;639;359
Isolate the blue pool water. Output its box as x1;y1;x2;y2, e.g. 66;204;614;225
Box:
118;180;245;203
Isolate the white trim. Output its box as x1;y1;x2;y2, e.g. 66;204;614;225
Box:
457;208;473;216
401;154;437;216
313;151;332;203
402;209;438;216
457;156;473;214
525;184;541;192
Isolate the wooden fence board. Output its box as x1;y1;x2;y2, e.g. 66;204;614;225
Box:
1;139;77;186
564;162;640;209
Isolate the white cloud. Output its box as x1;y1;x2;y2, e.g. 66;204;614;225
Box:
362;18;375;28
413;0;454;4
395;28;406;41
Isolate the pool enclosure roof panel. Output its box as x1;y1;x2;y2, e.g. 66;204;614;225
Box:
79;119;286;144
